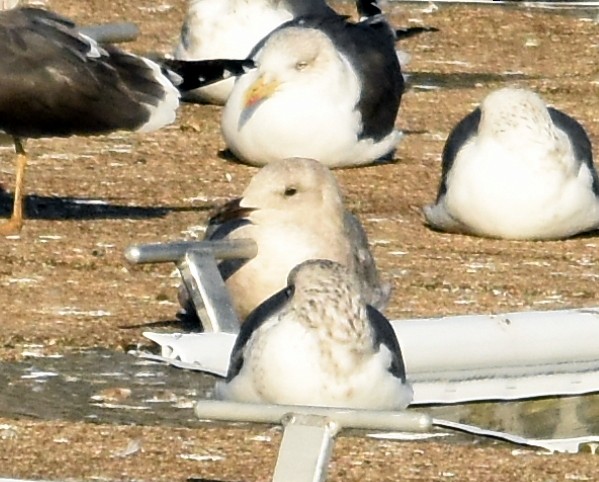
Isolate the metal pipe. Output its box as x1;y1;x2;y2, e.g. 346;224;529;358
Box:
195;400;432;432
79;22;140;44
124;238;258;264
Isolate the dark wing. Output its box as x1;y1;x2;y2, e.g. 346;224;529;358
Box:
258;15;403;141
206;198;255;280
436;107;481;201
548;107;599;196
394;25;439;40
207;198;255;227
0;7;175;138
161;58;255;92
207;197;254;240
344;212;390;310
226;285;293;381
323;15;403;141
367;305;407;382
355;0;438;40
356;0;382;19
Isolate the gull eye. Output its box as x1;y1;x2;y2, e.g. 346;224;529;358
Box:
284;187;297;197
295;61;309;71
284;285;295;298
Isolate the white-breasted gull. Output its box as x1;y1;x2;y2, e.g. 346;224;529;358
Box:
215;258;413;409
220;12;404;168
423;87;599;240
178;157;390;322
0;7;180;235
172;0;334;105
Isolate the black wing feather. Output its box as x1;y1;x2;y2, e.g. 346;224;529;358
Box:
367;305;407;382
436;108;481;202
205;198;255;281
162;58;255;92
548;107;599;196
394;25;439;40
226;286;293;382
252;14;403;142
356;0;382;19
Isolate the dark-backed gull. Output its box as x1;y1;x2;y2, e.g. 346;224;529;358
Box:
178;157;389;322
172;0;334;105
220;13;403;168
0;7;180;235
424;87;599;240
215;259;413;409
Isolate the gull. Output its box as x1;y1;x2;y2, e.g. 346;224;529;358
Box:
0;7;180;235
220;12;404;168
423;87;599;240
172;0;334;105
179;157;390;322
215;259;413;409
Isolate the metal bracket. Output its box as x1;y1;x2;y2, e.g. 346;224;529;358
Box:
124;239;258;334
194;400;432;482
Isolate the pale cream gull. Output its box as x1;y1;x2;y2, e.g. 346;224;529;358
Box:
179;157;390;322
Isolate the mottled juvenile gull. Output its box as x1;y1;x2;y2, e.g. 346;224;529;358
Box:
179;157;390;322
424;87;599;240
215;259;412;409
220;12;403;168
0;7;180;235
172;0;334;104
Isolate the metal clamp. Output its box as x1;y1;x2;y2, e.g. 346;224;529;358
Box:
195;400;432;482
124;239;258;334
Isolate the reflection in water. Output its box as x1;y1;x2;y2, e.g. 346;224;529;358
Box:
421;394;599;445
1;350;598;449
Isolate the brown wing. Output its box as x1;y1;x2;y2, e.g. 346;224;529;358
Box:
0;7;177;138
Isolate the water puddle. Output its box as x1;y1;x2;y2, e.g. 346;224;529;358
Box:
1;349;598;451
423;394;599;444
0;349;215;427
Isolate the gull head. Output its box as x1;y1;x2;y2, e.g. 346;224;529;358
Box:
478;87;558;145
243;26;348;108
286;259;369;344
239;157;345;219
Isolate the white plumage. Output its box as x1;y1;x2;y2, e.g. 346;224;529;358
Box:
216;259;413;410
173;0;333;104
221;14;403;168
424;87;599;240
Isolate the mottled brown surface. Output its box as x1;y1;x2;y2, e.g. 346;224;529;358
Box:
1;1;599;480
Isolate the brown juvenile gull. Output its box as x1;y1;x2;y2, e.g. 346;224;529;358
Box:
215;259;413;409
220;11;403;168
179;157;390;322
0;7;180;235
423;87;599;240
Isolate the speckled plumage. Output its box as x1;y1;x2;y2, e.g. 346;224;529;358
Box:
424;88;599;240
216;259;412;409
